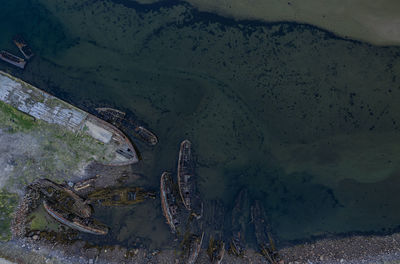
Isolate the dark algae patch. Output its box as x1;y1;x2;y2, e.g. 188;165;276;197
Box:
2;0;400;250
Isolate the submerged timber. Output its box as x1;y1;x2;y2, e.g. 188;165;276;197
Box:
88;186;155;206
0;71;138;165
13;35;34;60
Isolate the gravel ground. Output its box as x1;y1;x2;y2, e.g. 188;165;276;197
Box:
3;232;400;264
280;232;400;264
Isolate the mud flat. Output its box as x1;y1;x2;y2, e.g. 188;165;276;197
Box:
183;0;400;46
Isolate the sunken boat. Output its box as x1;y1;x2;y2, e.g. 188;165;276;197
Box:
205;200;226;264
13;35;34;60
43;200;108;235
95;107;125;126
229;188;249;257
160;172;181;234
207;237;225;264
95;107;158;146
87;186;155;206
182;232;204;264
251;200;280;264
0;50;26;69
177;140;202;219
0;71;138;165
134;126;158;146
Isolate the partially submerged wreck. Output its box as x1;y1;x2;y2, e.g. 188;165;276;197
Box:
160;172;181;234
251;200;280;263
181;232;204;264
177;140;202;219
13;35;34;60
0;71;138;165
43;200;108;235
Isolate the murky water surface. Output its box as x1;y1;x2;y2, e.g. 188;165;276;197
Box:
2;0;400;249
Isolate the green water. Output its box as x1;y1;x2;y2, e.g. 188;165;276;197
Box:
2;0;400;249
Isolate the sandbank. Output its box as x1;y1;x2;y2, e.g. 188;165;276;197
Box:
183;0;400;46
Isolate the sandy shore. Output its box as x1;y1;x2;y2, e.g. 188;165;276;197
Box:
181;0;400;46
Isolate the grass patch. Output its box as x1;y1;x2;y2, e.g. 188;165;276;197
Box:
0;100;37;132
0;190;18;241
29;206;59;232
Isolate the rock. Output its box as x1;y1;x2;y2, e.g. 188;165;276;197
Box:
32;235;39;240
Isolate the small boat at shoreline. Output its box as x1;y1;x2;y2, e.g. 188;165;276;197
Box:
13;35;34;60
160;172;181;234
43;200;108;235
0;50;26;69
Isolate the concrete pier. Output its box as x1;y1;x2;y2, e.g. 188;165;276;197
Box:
0;71;138;165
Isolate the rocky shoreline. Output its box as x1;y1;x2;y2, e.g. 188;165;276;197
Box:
4;230;400;263
280;232;400;264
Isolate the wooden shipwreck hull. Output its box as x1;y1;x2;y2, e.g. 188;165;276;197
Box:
43;200;108;235
177;140;202;218
160;172;181;234
134;126;158;146
95;107;158;146
30;178;92;218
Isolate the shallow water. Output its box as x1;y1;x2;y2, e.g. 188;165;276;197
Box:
2;0;400;249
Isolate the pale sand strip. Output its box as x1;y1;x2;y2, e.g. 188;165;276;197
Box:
183;0;400;46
